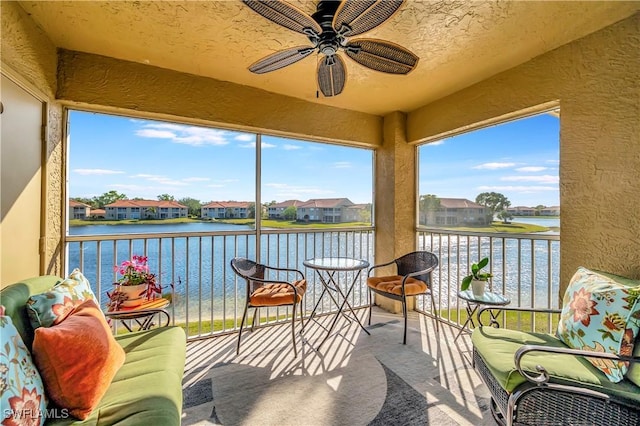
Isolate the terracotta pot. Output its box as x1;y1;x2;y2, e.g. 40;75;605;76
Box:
114;283;147;307
471;279;486;297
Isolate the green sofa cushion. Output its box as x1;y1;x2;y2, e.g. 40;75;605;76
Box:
1;276;186;425
47;326;186;425
472;326;640;403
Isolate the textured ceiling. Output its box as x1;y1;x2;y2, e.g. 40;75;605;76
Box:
17;1;640;116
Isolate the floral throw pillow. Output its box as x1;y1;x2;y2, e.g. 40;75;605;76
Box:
557;267;640;382
26;268;97;329
0;306;48;426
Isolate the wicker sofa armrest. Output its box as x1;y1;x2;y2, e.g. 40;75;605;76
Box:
477;306;561;327
515;344;640;384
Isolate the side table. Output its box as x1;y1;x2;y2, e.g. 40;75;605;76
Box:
454;289;510;341
105;297;171;332
303;257;371;350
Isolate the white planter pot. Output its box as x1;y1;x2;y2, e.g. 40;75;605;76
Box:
471;279;486;297
114;284;147;307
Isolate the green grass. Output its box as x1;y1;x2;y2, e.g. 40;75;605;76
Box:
70;217;371;229
437;308;560;333
177;314;290;336
70;217;204;226
220;218;371;229
437;221;549;234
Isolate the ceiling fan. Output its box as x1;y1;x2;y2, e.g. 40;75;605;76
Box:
242;0;419;97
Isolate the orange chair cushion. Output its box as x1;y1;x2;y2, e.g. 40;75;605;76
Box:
32;299;125;420
249;279;307;307
367;275;428;296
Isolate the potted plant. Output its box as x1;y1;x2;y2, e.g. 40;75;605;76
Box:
108;255;158;309
461;257;493;296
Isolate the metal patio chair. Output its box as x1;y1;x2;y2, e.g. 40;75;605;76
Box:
230;257;307;357
367;251;439;344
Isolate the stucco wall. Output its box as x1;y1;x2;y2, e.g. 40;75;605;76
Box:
408;13;640;297
56;50;382;148
1;1;64;279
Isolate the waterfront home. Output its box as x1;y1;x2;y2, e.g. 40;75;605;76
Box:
297;198;355;223
69;200;91;219
541;206;561;216
104;200;188;220
507;206;537;216
267;199;303;219
201;201;252;219
420;198;490;226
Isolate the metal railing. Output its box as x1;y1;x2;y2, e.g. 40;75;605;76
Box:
416;227;560;333
66;226;560;338
66;227;374;339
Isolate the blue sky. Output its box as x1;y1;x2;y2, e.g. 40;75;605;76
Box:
69;110;558;207
68;111;373;204
419;113;559;207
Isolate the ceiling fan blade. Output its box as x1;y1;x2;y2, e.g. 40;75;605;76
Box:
317;55;346;97
333;0;404;37
345;39;418;74
242;0;321;36
249;46;315;74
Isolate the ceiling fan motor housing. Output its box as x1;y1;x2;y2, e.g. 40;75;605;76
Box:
312;1;343;55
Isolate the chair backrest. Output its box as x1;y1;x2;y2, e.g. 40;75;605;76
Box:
230;257;266;293
394;251;438;284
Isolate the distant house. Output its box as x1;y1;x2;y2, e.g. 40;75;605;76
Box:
88;208;106;219
507;206;536;216
267;200;302;219
540;206;560;216
343;204;371;222
201;201;252;219
104;200;188;220
297;198;354;223
421;198;490;226
69;200;91;219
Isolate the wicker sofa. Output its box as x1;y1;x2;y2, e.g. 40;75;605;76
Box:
471;269;640;426
1;275;186;425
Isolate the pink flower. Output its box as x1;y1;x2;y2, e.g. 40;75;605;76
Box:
569;287;599;326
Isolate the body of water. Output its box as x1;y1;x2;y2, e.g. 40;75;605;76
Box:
68;222;559;328
511;216;560;229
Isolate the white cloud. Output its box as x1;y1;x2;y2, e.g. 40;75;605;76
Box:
182;177;210;182
429;139;445;146
129;173;187;186
239;141;276;149
500;175;559;184
234;134;254;142
264;183;334;198
472;162;516;170
207;184;225;188
135;123;231;146
136;129;176;139
477;185;557;192
283;144;302;150
515;166;547;172
332;161;352;169
546;159;560;165
74;168;125;175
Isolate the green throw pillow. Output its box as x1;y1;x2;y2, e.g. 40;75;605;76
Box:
557;267;640;382
26;269;97;329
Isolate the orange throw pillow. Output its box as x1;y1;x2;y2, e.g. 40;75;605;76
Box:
32;299;125;420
